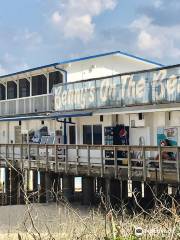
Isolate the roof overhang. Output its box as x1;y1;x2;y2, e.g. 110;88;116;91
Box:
0;111;93;122
93;103;180;115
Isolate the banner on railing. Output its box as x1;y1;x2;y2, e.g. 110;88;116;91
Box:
54;66;180;111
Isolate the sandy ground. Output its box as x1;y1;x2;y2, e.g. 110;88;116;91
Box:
0;203;92;239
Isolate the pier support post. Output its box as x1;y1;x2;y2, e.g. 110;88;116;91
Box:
45;172;52;203
82;176;94;205
38;171;46;203
96;177;106;204
62;175;74;202
6;167;19;205
110;179;121;205
97;177;106;194
105;178;111;205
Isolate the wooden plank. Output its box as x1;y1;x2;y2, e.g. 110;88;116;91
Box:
36;144;40;170
100;146;104;177
158;146;163;182
142;147;146;181
12;145;15;166
65;145;68;173
114;146;118;178
176;147;180;183
20;144;23;170
55;145;58;172
46;145;49;171
5;145;8;161
87;145;90;175
76;145;79;175
28;144;31;169
127;146;131;180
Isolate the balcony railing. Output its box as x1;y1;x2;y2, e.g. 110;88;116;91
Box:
0;94;54;116
0;144;179;183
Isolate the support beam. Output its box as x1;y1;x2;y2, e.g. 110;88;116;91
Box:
82;176;94;205
39;171;46;203
105;178;111;205
62;175;74;202
45;172;52;203
6;167;19;205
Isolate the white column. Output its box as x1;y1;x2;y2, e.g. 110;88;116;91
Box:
45;73;50;111
15;80;19;114
28;77;32;97
4;83;7;100
27;77;32;112
46;73;49;94
5;83;8;115
16;80;19;98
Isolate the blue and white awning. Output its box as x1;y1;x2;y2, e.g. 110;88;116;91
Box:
0;111;93;122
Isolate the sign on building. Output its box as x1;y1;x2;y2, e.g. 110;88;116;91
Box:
54;66;180;112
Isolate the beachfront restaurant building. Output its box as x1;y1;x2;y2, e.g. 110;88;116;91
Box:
0;51;180;204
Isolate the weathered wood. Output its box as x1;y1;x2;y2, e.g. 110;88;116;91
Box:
55;145;58;172
0;143;179;184
28;144;31;169
65;145;68;173
176;147;180;183
5;145;8;160
114;146;118;178
76;145;79;175
46;145;48;171
20;144;23;170
87;145;90;175
100;146;104;177
12;145;15;166
142;147;146;181
127;146;131;180
158;146;163;182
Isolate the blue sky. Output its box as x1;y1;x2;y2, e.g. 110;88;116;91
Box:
0;0;180;74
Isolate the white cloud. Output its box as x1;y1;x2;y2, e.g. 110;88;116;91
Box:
51;0;118;42
0;53;29;75
13;29;42;48
137;31;161;51
130;15;180;59
153;0;163;9
51;11;62;24
64;15;94;42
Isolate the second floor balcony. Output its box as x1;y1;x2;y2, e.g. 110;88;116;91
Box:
0;94;54;116
0;69;64;116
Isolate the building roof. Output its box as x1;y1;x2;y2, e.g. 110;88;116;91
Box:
0;50;164;79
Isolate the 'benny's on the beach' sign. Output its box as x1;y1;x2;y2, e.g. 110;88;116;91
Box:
54;66;180;111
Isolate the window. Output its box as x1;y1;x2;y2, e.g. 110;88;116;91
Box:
93;125;102;145
32;75;47;96
83;125;102;145
0;84;5;100
49;71;63;93
83;125;92;144
69;125;76;144
7;81;17;99
19;79;30;98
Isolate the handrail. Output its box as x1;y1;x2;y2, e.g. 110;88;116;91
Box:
0;94;54;116
0;144;179;183
0;93;53;103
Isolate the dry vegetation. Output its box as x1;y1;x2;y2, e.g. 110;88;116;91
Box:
1;161;180;239
0;190;180;240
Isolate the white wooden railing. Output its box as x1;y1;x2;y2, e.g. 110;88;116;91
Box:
0;94;54;116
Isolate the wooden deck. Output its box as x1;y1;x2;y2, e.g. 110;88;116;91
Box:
0;144;179;184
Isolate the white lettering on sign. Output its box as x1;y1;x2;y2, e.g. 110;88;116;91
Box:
152;70;167;101
54;67;180;111
136;78;146;99
167;75;177;95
